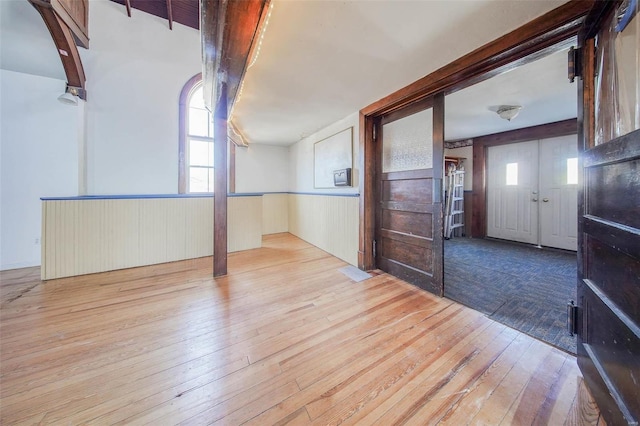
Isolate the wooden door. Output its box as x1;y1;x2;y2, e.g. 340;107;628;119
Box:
577;2;640;424
539;135;578;251
486;140;539;245
375;95;444;296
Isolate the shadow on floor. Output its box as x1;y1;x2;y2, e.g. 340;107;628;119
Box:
444;237;577;354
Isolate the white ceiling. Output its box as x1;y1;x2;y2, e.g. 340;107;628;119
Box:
445;47;577;140
0;0;66;80
1;0;576;147
232;0;573;146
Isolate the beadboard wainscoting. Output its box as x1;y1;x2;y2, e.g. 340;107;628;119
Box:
262;193;289;235
41;196;262;280
288;193;359;266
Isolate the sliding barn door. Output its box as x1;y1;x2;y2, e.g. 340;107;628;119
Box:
375;95;444;296
577;2;640;424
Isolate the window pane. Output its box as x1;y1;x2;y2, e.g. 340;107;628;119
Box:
189;167;210;192
567;157;578;184
190;140;213;167
208;168;214;192
190;86;205;110
506;163;518;185
189;108;210;137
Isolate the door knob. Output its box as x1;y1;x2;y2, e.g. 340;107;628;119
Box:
542;198;549;202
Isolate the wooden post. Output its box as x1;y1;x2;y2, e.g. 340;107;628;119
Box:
213;81;228;277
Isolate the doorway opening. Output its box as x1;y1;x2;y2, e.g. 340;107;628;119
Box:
443;43;579;354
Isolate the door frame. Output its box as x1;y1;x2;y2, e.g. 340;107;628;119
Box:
358;1;593;271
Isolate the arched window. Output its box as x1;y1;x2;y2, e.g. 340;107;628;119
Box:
179;74;214;193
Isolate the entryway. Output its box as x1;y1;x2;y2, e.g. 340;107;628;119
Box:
487;135;578;251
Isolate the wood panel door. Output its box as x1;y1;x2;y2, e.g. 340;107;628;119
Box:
486;140;539;245
375;95;444;296
577;2;640;424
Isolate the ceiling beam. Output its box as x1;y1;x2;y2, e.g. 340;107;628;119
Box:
29;1;87;100
201;0;271;112
166;0;173;29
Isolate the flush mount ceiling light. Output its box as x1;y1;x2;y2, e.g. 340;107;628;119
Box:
57;86;81;106
496;105;522;121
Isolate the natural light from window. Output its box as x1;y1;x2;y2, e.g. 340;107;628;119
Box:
567;157;578;185
188;85;214;193
506;162;518;186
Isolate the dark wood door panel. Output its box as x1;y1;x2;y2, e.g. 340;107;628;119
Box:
587;158;640;230
579;127;640;425
579;282;640;425
585;237;640;322
381;210;433;237
379;229;432;249
378;257;437;294
380;237;432;273
382;178;433;203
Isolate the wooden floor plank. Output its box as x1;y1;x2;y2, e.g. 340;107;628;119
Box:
0;233;600;425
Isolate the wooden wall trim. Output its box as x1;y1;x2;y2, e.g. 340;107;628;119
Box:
358;112;375;270
358;1;592;272
361;0;592;117
30;2;87;99
470;118;578;237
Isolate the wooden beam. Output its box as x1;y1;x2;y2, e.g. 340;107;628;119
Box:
30;0;89;48
201;0;271;112
29;1;87;99
213;81;228;277
166;0;173;30
201;0;271;276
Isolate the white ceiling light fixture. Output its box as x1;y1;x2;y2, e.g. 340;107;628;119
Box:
57;86;81;106
496;105;522;121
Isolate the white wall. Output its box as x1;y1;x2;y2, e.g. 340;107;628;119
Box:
0;70;81;270
445;146;473;190
235;144;289;193
81;0;201;195
289;112;359;194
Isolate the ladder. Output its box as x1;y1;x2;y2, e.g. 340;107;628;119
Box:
444;168;465;239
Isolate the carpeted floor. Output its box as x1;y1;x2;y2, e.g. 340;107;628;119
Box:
444;237;577;354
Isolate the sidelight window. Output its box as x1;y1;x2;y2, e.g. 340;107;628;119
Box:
506;162;518;185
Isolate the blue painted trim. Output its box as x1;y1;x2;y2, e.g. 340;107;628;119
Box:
41;191;360;201
289;192;360;197
41;194;213;201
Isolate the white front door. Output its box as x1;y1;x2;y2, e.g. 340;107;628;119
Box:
486;136;578;251
487;140;539;245
539;135;578;251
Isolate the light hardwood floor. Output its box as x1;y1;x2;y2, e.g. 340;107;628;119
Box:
1;233;604;425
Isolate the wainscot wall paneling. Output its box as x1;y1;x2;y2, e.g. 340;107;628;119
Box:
288;193;359;266
41;196;262;280
262;193;289;235
228;196;262;252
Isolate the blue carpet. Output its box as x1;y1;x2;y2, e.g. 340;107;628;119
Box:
444;237;577;354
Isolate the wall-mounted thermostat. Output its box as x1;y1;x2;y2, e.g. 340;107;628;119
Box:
333;168;352;187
